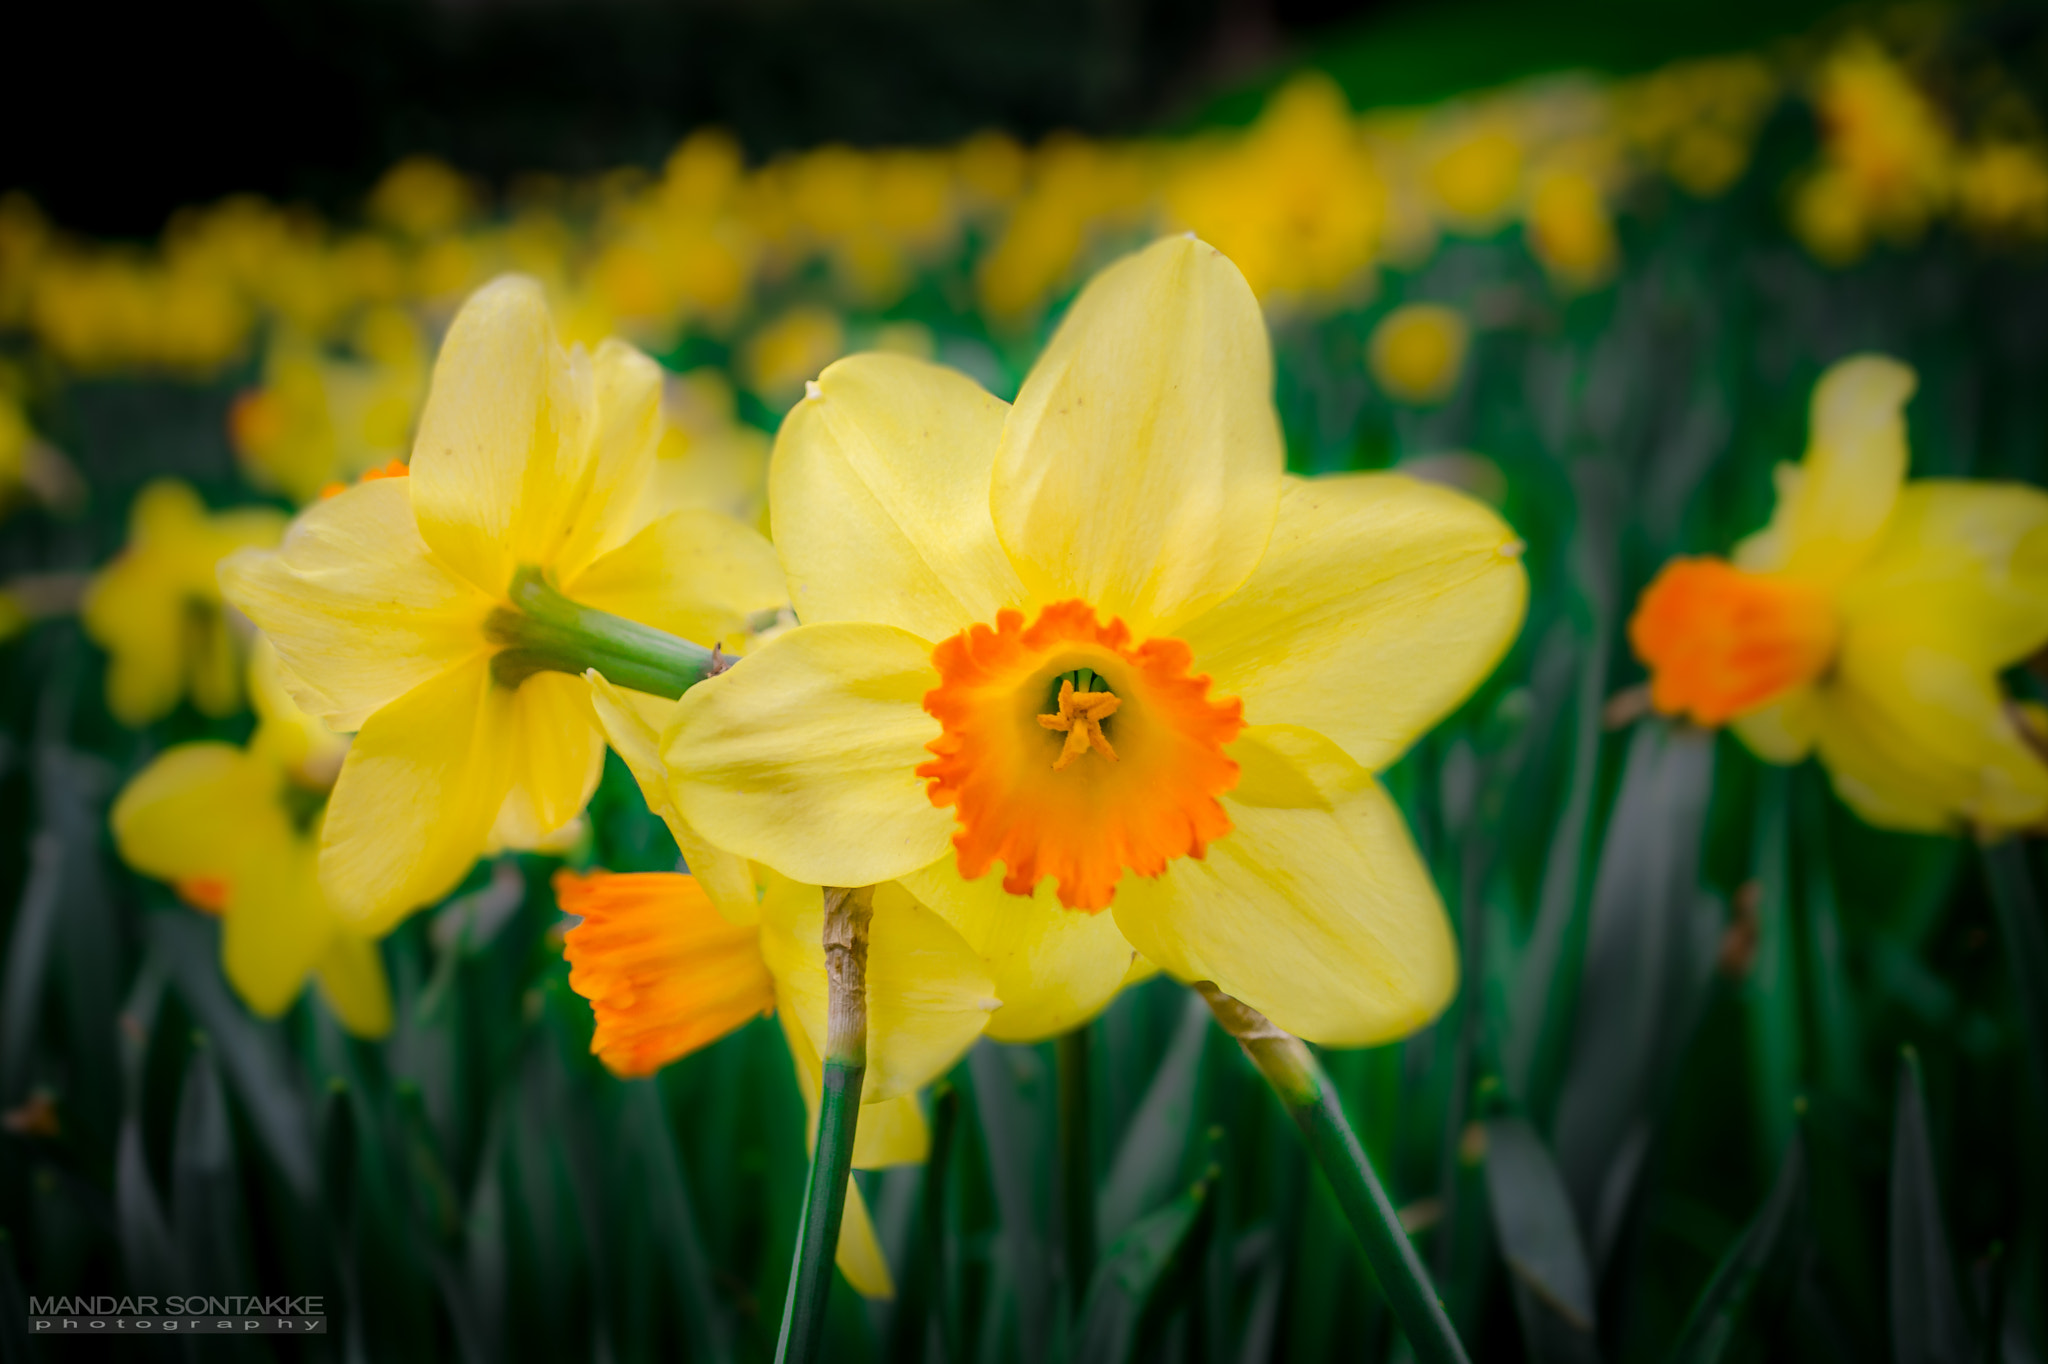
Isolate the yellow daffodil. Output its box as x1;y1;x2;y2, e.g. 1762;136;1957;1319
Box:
743;306;847;408
1525;164;1618;291
1368;303;1470;407
649;368;771;534
1629;354;2048;833
82;480;286;726
648;237;1527;1046
110;641;390;1035
229;308;427;505
555;862;991;1297
1792;39;1955;265
220;275;786;932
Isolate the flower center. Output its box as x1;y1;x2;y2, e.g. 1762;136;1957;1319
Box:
175;876;230;915
918;600;1245;913
1628;556;1841;726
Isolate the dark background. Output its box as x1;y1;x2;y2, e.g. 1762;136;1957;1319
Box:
1;0;1870;240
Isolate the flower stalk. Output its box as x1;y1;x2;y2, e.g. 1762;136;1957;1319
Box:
1195;981;1471;1364
488;565;721;699
774;885;874;1364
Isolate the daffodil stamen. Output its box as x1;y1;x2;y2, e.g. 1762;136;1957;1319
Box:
1037;678;1123;770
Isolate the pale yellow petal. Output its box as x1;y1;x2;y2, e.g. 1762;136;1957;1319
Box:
897;858;1139;1043
771;352;1025;641
849;1093;931;1169
992;236;1284;634
585;673;759;923
407;275;590;593
1730;687;1820;765
1814;642;2048;834
318;656;515;933
760;875;993;1104
550;338;664;582
1734;354;1915;585
836;1179;896;1300
218;478;494;731
486;671;606;851
1839;480;2048;668
1177;472;1527;771
664;623;953;888
563;506;786;650
313;932;394;1038
84;553;186;727
110;744;283;885
220;841;332;1018
1111;725;1456;1047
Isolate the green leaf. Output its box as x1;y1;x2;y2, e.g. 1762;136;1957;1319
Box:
1665;1131;1807;1363
1074;1176;1213;1364
624;1079;734;1364
1889;1049;1974;1364
1744;767;1803;1168
1482;1116;1599;1363
967;1039;1054;1364
170;1038;252;1292
1097;991;1210;1245
1979;838;2048;1113
1553;721;1719;1272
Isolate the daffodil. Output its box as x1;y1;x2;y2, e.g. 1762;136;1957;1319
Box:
109;641;390;1035
554;865;995;1297
1368;302;1470;407
1629;354;2048;833
228;307;427;505
220;275;787;932
82;480;286;726
650;237;1527;1046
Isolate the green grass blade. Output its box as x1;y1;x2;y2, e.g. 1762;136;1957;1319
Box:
1074;1175;1213;1364
1665;1130;1806;1363
1097;991;1210;1245
1889;1049;1974;1364
773;1054;865;1364
1979;837;2048;1111
1482;1115;1599;1363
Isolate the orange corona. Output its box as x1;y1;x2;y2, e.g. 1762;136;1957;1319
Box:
917;600;1245;913
1629;556;1840;726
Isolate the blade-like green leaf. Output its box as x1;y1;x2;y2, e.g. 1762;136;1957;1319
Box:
625;1079;734;1364
968;1039;1053;1364
1553;720;1719;1271
1666;1132;1807;1362
1980;838;2048;1112
1483;1115;1600;1363
1889;1049;1973;1364
170;1038;252;1293
1098;991;1211;1245
1075;1176;1213;1364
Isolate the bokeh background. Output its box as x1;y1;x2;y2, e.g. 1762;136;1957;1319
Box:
5;0;2048;1359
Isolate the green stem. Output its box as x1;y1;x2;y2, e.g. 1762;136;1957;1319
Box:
487;565;721;699
1058;1026;1095;1296
1196;982;1470;1364
775;887;873;1364
1980;835;2048;1111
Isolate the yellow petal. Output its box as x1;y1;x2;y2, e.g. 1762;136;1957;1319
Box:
664;623;953;888
406;275;591;593
1815;642;2048;834
836;1178;896;1300
1111;725;1456;1047
1177;472;1527;771
187;606;242;718
247;636;349;783
1839;480;2048;669
110;743;283;885
218;478;494;731
563;506;786;650
897;859;1139;1043
585;673;760;923
313;932;394;1037
1734;354;1915;586
220;840;332;1018
771;353;1025;641
550;338;665;582
760;875;993;1104
486;671;607;851
992;236;1283;635
1730;687;1820;765
318;656;515;933
88;556;185;725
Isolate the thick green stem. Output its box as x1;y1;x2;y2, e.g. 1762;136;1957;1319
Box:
1980;835;2048;1111
487;565;721;699
1196;982;1471;1364
775;887;873;1364
1058;1026;1095;1296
